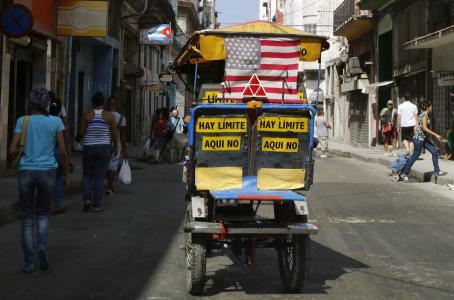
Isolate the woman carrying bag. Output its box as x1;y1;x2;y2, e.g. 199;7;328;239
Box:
9;88;69;273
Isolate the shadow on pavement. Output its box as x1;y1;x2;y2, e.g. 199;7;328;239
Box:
0;162;187;300
202;240;369;296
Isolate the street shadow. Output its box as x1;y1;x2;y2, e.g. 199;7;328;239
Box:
0;163;188;300
203;240;369;296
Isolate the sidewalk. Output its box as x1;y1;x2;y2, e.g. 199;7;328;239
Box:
0;144;147;227
329;141;454;186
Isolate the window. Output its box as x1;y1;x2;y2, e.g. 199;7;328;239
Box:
303;23;317;34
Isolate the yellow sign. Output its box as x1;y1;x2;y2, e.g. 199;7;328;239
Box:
57;1;108;37
262;137;299;153
297;92;307;103
202;91;236;104
300;40;322;62
196;117;247;133
257;116;308;133
202;136;241;151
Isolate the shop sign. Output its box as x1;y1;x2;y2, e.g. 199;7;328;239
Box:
57;1;108;36
438;72;454;87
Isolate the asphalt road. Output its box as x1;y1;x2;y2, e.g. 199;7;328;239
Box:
1;156;454;300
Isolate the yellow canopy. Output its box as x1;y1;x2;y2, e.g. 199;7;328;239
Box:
173;20;329;69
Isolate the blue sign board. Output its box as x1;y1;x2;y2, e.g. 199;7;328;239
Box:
0;4;34;38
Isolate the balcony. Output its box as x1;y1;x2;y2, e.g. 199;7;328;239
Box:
333;0;374;41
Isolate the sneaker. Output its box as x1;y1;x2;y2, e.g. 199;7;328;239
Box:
21;262;34;273
52;205;66;215
320;154;328;158
82;201;91;212
436;171;447;176
92;207;105;213
38;249;48;270
105;188;114;196
401;175;409;182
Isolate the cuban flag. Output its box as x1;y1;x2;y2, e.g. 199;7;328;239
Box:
142;24;172;45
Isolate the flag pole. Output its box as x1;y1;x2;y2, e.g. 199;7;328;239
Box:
193;60;198;99
315;58;321;108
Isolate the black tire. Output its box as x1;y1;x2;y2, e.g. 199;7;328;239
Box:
275;202;311;292
185;203;207;295
277;234;311;292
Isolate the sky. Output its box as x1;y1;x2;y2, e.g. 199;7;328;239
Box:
216;0;260;28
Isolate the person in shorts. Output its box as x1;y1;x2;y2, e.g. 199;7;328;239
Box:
315;109;331;158
380;100;398;156
397;93;418;153
105;97;127;195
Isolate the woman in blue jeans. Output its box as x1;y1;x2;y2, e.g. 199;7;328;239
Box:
402;101;447;182
9;88;69;273
79;92;117;212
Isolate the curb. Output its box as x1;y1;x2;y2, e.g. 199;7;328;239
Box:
330;148;454;186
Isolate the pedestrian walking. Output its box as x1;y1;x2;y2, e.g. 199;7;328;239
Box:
168;108;185;163
48;96;68;214
315;109;331;158
397;93;418;154
152;111;168;163
380;100;398;156
9;88;69;273
79;92;118;212
105;96;128;195
401;101;447;182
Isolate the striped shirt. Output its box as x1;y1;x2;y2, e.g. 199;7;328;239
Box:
83;110;111;146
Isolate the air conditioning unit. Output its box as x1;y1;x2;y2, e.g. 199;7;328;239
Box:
348;57;363;75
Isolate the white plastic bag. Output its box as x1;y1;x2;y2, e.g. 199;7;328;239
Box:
119;160;132;185
143;138;151;154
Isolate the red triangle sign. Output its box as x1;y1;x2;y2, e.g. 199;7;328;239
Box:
250;84;260;94
242;74;268;98
249;74;260;85
243;86;254;96
255;86;267;97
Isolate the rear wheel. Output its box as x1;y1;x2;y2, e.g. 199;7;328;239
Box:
275;203;311;292
185;203;207;295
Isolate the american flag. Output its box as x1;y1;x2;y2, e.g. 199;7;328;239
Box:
218;36;302;103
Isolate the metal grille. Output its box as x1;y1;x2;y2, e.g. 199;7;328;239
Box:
349;91;369;146
432;79;450;136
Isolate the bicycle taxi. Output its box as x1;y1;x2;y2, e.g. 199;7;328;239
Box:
172;21;329;295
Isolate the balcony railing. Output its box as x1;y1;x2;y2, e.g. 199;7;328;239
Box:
334;0;372;33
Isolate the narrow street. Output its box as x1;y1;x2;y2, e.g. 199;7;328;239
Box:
1;156;453;300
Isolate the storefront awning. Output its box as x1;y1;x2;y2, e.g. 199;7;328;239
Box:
404;25;454;49
361;80;394;94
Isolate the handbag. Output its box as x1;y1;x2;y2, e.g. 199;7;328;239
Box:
12;116;30;169
383;122;392;133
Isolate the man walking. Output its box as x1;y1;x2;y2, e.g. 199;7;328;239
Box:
105;97;128;195
397;93;418;153
168;108;185;163
315;109;331;158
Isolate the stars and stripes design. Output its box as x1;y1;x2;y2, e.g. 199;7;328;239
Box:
218;36;302;103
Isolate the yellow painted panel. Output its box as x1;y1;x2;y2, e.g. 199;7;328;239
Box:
262;137;299;153
196;117;247;133
300;40;322;61
196;167;243;190
201;91;236;104
202;136;241;151
257;168;306;190
199;35;226;60
257;116;309;133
